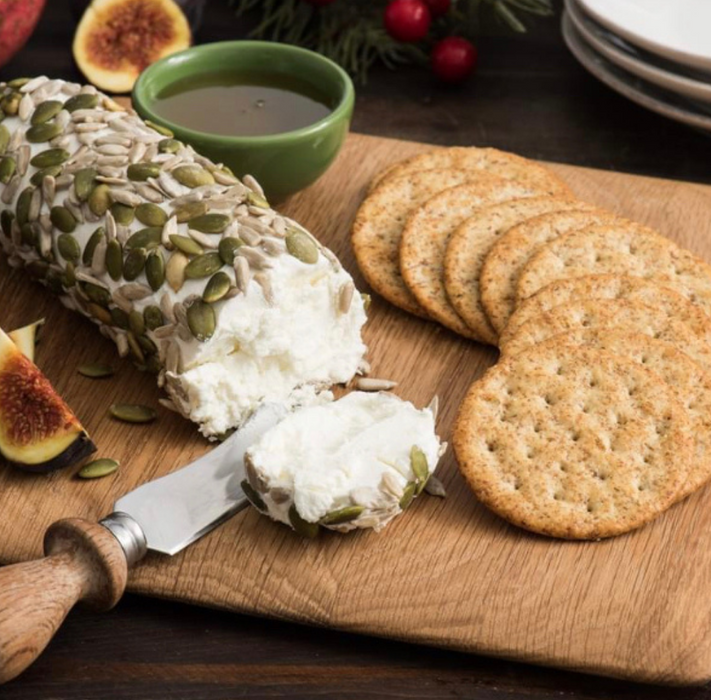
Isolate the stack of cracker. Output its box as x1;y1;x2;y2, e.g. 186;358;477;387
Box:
352;146;711;539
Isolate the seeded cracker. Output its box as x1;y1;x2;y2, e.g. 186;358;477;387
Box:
443;196;595;344
453;344;692;539
536;330;711;502
479;209;619;334
499;298;711;374
516;221;711;316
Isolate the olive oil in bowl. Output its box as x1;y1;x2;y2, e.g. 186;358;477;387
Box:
152;71;335;137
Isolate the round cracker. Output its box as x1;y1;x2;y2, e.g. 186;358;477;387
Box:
516;222;711;318
503;274;711;344
453;344;691;539
499;298;711;374
369;147;573;196
443;196;595;345
538;329;711;502
479;209;619;333
399;181;557;339
351;169;478;317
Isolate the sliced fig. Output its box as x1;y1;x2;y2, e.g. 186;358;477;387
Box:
73;0;191;93
8;318;44;362
0;328;95;472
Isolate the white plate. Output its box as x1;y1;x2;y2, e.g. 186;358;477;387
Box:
567;0;711;105
577;0;711;73
562;11;711;135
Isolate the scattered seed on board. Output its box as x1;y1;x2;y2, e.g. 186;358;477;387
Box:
77;362;115;378
424;476;447;498
78;458;119;479
354;377;398;392
109;403;157;424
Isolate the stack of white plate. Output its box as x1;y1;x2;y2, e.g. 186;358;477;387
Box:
563;0;711;134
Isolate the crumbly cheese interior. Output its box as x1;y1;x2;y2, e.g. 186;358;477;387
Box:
246;391;442;532
175;254;367;436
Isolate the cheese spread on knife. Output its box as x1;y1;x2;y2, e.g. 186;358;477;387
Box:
0;77;367;437
244;392;444;534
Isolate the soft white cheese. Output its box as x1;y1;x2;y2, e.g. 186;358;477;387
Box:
245;391;443;533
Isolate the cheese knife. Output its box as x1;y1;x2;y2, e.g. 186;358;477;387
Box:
0;402;287;684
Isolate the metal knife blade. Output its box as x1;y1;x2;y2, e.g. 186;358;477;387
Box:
110;403;287;556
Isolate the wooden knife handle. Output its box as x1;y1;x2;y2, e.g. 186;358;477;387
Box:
0;518;128;684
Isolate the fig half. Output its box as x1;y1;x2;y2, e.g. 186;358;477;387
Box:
73;0;191;93
0;328;95;472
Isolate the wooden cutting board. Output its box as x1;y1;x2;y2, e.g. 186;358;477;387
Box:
1;133;711;686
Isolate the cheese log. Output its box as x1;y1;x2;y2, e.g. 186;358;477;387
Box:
244;392;445;534
0;77;368;437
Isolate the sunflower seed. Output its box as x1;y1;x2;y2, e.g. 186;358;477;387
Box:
118;282;153;301
234;256;250;292
20;75;49;93
427;395;439;421
161;215;177;247
156;171;185;198
213;168;238;186
173;165;215;188
110;188;142;208
15;145;30;177
288;504;319;538
78;363;114;379
18;93;33;121
239;226;261;247
338;281;354;315
424;476;446;498
236;246;272;270
243;174;264;198
123;248;147;280
126;226;161;250
145;249;165;291
76;122;106;133
188;228;219;249
186;299;216;341
7;127;22;152
111;289;132;314
116;332;130;357
40;175;56;205
1;174;20;204
109;403;157;424
153;323;175;340
166;251;189;292
160;293;176;323
96;143;129;156
96;134;132;147
27;187;42;222
78;458;119;479
354;377;397;392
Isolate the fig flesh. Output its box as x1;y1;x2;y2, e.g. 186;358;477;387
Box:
8;319;44;362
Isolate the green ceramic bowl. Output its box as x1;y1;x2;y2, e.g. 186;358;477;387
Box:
132;41;354;201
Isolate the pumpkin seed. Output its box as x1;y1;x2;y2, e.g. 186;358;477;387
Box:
83;227;106;265
63;261;77;288
172;165;215;188
88;302;113;325
1;92;21;116
7;78;29;88
26;122;63;143
424;475;446;498
57;233;80;262
111;307;129;329
50;205;77;233
126;226;161;250
137;334;157;355
64;93;98;112
158;138;181;153
78;458;119;479
399;482;417;510
129;309;145;336
174;200;207;223
83;282;111;307
0;124;9;154
127;162;161;181
0;210;13;237
166;251;188;292
30;148;69;169
320;506;365;526
169;234;202;256
123;248;147;281
188;213;230;233
218;237;242;265
286;229;318;264
126;331;145;363
88;183;111;216
0;156;15;184
411;446;429;494
105;239;123;281
109;403;157;424
15;187;33;225
185;252;223;279
31;100;63;125
202;271;231;303
288;504;319;538
20;222;36;247
241;479;266;512
362;293;372;312
74;167;97;201
145;120;173;137
30;165;62;187
110;202;134;226
246;191;269;209
186;299;216;341
144;305;164;331
145;249;165;291
135;202;168;227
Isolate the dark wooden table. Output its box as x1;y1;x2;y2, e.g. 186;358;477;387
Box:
3;1;711;698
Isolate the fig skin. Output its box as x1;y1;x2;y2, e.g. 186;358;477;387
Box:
0;329;96;472
73;0;192;93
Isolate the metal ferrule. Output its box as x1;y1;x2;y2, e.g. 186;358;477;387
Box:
100;512;148;567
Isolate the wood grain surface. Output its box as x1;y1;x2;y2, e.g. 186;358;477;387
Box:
2;132;711;685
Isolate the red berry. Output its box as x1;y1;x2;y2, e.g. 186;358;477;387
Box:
431;37;477;83
423;0;450;17
384;0;431;43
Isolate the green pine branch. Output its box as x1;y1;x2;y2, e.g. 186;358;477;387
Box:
231;0;553;82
